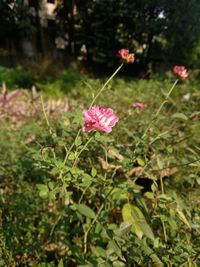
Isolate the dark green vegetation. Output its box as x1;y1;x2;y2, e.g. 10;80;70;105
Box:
1;0;200;68
0;65;200;266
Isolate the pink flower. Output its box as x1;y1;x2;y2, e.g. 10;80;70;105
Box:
118;49;129;58
118;48;135;64
82;106;119;133
173;65;189;80
132;102;147;109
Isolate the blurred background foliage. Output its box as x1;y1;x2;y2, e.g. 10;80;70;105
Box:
0;0;200;71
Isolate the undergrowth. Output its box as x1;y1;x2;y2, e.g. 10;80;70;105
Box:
0;63;200;266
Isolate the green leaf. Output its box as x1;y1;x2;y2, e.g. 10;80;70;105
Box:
91;246;107;258
171;113;188;121
36;184;49;198
91;167;97;177
76;204;95;219
136;238;164;266
58;259;64;267
82;174;93;186
75;136;82;147
107;240;122;258
176;209;191;229
111;188;128;201
136;157;145;167
115;221;132;236
68;152;76;161
156;156;163;169
122;203;154;240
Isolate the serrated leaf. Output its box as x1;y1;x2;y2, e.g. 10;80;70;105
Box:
122;203;154;240
77;204;95;219
68;152;76;161
115;221;132;236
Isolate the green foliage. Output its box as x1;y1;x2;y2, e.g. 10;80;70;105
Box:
1;66;200;266
1;1;200;68
0;65;81;95
0;66;31;89
56;0;200;67
0;0;36;39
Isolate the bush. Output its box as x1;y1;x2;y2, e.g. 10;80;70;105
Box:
1;61;200;266
0;66;31;89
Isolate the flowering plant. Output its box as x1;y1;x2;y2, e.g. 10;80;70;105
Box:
173;65;189;80
118;48;135;64
32;50;193;266
82;106;119;133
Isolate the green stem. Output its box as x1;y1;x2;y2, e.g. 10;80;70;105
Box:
78;183;92;204
84;203;104;253
134;79;179;153
63;129;82;166
83;186;114;254
161;217;167;243
89;63;123;108
160;176;164;194
78;144;109;204
73;133;94;167
61;63;123;170
40;95;52;135
155;79;178;117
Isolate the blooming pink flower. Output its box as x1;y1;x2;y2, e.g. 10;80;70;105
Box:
132;102;147;109
173;65;189;80
82;106;119;133
118;48;135;64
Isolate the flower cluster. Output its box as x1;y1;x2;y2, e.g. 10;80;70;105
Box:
173;65;189;80
82;106;119;133
118;49;135;64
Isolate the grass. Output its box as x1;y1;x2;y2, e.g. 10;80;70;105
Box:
0;65;200;266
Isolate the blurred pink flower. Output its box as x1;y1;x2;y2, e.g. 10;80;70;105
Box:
118;48;135;64
82;106;119;133
132;102;147;109
173;65;189;80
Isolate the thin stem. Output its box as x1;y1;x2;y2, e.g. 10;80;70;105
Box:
83;186;114;254
89;63;123;108
73;133;94;167
79;144;109;204
160;176;164;194
83;203;104;253
143;79;178;140
78;183;92;204
63;129;82;167
155;79;178;117
50;215;61;236
40;95;52;135
161;218;167;243
133;79;179;155
151;157;200;172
